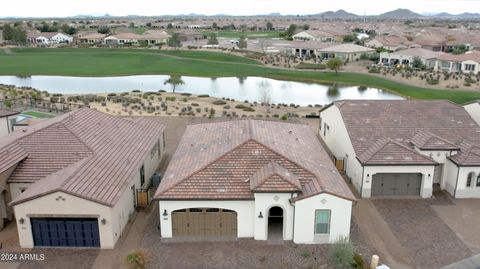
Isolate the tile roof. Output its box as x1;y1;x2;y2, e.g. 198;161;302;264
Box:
449;141;480;166
357;138;436;165
387;48;445;59
436;51;480;63
320;44;375;53
249;162;302;192
331;100;480;166
409;130;460;151
7;108;165;206
155;120;355;201
0;108;19;118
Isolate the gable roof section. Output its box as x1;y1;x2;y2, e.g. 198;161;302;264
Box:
357;138;436;165
0;143;28;174
8;108;165;206
155;120;355;201
449;141;480;166
409;130;460;151
250;162;302;192
333;100;480;166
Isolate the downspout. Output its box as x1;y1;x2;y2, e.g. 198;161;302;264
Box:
6;117;10;134
290;193;296;242
453;165;460;198
360;166;365;197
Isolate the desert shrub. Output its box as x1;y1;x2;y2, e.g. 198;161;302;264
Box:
126;250;148;269
198;94;210;98
300;250;310;258
182;97;188;102
426;78;439;85
368;67;381;73
181;93;192;96
191;103;199;106
464;82;471;87
242;107;255;112
353;253;368;269
329;236;354;268
465;77;476;84
223;105;231;109
235;104;246;109
281;114;288;121
212;100;227;105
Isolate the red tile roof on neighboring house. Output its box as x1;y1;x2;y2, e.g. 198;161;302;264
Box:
154;120;355;201
7;108;165;207
331;100;480;166
436;51;480;63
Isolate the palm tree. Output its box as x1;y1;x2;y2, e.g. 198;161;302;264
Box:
164;75;185;93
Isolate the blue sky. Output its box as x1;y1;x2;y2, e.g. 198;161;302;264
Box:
2;0;480;17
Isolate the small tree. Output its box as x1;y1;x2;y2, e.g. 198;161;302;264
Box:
212;22;218;29
266;22;273;31
167;33;182;48
238;35;247;49
412;56;424;69
259;88;272;113
327;58;343;74
207;33;219;45
343;34;356;43
97;26;110;34
164;75;185;93
329;236;354;268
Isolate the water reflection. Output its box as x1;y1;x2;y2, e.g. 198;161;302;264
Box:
0;75;404;106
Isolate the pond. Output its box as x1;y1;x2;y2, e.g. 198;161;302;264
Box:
0;75;403;106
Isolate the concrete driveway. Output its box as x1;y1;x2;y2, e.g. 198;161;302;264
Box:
433;199;480;254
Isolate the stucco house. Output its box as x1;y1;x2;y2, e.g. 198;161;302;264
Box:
77;33;106;45
0;108;19;138
140;30;171;45
104;33;143;45
379;48;443;68
1;108;165;248
155;120;355;244
366;35;416;51
433;51;480;74
317;44;375;62
319;100;480;199
30;32;73;45
293;30;337;42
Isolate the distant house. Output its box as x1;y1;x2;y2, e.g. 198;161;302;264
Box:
139;30;171;45
320;100;480;199
434;51;480;74
379;48;444;68
292;30;343;42
77;33;106;45
286;41;335;58
1;108;165;248
155;120;355;244
28;32;73;45
0;108;19;138
174;29;204;41
366;35;415;51
317;44;375;61
104;33;143;45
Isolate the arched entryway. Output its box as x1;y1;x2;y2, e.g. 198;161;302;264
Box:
268;206;284;240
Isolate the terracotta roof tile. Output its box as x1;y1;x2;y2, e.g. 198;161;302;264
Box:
250;162;302;192
155;120;355;201
7;108;165;206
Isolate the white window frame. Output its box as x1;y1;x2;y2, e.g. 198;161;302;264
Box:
314;209;331;235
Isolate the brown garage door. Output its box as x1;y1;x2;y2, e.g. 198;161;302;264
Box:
172;208;237;237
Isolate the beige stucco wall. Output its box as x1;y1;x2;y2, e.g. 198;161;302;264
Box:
13;191;114;248
254;193;295;241
464;103;480;126
0;115;16;138
293;193;352;244
455;166;480;198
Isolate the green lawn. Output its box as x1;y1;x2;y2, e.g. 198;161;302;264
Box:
22;111;55;118
0;48;479;104
200;30;280;39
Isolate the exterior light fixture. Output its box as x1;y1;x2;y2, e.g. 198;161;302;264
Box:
162;210;168;216
258;211;263;218
19;217;25;224
101;218;107;225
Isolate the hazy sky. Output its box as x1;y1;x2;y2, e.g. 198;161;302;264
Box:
2;0;480;17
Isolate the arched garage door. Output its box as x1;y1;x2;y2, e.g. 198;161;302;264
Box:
372;173;422;196
172;208;237;237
